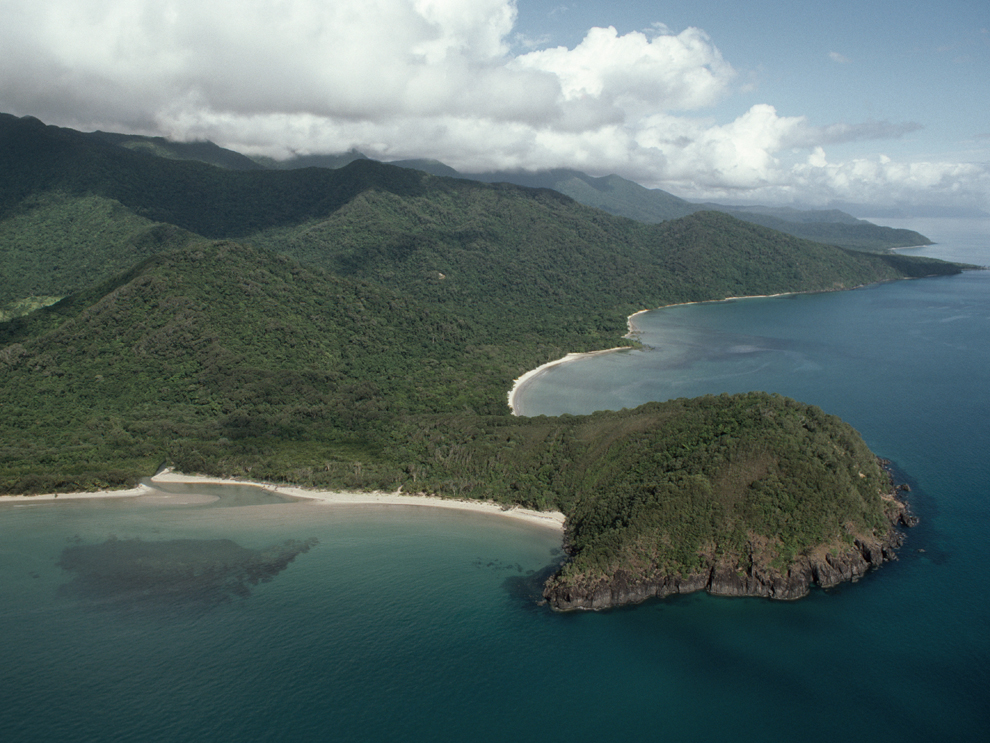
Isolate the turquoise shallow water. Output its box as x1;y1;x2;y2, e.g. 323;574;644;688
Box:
2;218;988;741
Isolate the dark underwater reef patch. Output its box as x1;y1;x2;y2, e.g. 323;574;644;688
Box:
58;535;318;608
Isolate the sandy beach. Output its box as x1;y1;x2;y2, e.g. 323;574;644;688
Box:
507;312;645;415
506;345;633;415
0;483;154;503
1;471;566;532
157;471;565;531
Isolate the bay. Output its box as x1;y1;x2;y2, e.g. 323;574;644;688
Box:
2;218;988;742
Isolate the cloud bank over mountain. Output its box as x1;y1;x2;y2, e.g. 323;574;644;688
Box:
1;0;986;211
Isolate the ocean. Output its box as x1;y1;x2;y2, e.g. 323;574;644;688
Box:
2;218;987;742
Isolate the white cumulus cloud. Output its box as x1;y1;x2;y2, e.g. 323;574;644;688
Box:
511;25;733;112
0;0;983;210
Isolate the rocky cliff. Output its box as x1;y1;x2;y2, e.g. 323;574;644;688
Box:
543;482;916;611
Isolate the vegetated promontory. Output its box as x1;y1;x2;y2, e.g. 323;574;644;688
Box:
0;114;944;606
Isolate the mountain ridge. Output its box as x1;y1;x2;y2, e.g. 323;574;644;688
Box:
1;113;930;251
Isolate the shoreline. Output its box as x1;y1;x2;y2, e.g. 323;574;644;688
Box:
507;293;796;416
0;484;154;503
507;345;632;415
156;472;566;531
1;471;565;532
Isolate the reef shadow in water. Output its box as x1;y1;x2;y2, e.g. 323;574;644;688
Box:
503;562;566;612
57;535;318;609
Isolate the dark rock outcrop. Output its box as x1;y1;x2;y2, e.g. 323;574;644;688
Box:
544;485;915;611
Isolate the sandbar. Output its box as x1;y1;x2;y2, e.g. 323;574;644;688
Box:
151;471;565;531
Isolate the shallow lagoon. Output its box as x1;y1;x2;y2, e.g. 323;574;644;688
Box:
2;219;988;742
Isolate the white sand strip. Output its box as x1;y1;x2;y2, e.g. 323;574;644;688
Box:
0;483;153;503
508;296;801;415
507;345;632;415
506;309;656;415
277;487;566;530
150;471;566;531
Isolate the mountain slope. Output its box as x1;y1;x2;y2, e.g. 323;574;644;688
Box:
464;168;932;251
28;114;928;251
707;208;932;250
88;131;266;170
1;113;956;335
0;241;508;492
249;194;957;343
0;190;196;312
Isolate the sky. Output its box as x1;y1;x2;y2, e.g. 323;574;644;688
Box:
1;0;987;212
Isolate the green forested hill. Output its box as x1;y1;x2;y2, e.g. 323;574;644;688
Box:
88;131;266;170
708;209;932;251
1;113;956;337
0;241;507;492
0;114;388;237
392;162;932;251
0;191;196;314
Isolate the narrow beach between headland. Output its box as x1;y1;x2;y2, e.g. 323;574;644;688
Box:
507;346;633;415
507;294;800;416
507;311;647;415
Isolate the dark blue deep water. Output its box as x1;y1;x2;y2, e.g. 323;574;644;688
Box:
2;219;988;742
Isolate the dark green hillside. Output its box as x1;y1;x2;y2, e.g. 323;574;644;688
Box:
647;211;952;301
255;150;369;170
554;394;890;574
46;115;929;251
247;182;675;348
396;163;932;251
389;158;463;178
0;241;520;493
0;114;428;237
469;168;696;222
716;206;863;225
251;196;957;344
712;209;931;251
0;190;196;312
2;113;958;347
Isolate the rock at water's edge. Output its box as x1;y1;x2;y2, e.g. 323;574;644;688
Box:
543;484;916;611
